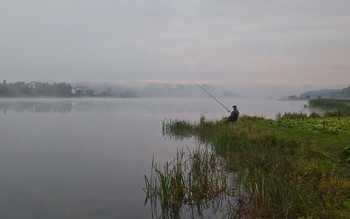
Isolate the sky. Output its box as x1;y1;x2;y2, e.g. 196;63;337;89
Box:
0;0;349;96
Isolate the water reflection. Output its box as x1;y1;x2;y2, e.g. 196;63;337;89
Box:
0;98;311;120
0;101;73;114
146;193;238;219
0;98;206;115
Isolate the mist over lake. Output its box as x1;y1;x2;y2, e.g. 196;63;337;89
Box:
0;98;309;218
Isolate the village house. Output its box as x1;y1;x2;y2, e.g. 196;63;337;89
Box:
27;81;37;89
72;86;87;94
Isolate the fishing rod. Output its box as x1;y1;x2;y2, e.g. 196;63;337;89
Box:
190;79;231;113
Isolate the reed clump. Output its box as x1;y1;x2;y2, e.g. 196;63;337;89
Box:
156;114;350;218
144;147;234;214
162;119;194;140
276;112;307;120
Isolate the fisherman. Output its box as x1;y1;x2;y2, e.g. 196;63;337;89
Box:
226;105;239;123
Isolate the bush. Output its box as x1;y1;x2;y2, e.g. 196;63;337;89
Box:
309;112;321;118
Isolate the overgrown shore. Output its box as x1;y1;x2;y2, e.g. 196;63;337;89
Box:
145;101;350;218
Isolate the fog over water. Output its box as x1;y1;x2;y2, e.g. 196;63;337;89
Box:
0;98;310;218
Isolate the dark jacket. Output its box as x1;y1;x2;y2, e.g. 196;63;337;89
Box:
228;109;239;121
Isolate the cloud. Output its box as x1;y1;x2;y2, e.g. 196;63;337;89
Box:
0;0;349;87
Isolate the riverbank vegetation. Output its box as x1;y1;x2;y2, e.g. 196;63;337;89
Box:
144;147;234;218
0;81;73;97
309;98;350;116
145;112;350;218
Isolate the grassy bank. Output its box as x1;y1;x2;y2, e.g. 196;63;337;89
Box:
146;114;350;218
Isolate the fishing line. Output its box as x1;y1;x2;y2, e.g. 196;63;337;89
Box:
190;79;231;112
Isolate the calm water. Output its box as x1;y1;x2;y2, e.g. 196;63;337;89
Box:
0;98;309;218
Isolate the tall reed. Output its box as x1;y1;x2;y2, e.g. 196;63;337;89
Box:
144;146;235;216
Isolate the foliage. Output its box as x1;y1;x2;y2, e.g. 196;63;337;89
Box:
0;81;74;97
162;119;193;140
272;117;350;135
309;98;348;109
0;83;10;96
276;112;307;120
336;86;350;98
309;112;321;118
343;147;350;161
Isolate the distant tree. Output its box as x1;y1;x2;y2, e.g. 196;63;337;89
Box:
0;83;10;96
85;89;95;96
54;83;72;97
18;85;34;96
288;95;298;100
14;81;25;88
338;87;350;98
99;91;108;97
35;82;53;96
99;87;112;97
74;89;85;96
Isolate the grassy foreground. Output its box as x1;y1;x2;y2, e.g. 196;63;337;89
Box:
146;114;350;218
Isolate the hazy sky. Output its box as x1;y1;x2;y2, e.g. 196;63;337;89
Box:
1;0;349;89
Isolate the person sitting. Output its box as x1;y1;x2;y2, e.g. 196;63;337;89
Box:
226;105;239;123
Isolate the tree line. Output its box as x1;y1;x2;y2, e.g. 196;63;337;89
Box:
0;80;241;98
0;80;90;97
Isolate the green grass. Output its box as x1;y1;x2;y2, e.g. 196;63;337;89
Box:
272;117;350;135
147;114;350;218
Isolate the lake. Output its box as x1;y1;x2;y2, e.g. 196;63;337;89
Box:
0;98;310;218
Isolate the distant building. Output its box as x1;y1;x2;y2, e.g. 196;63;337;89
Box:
72;86;87;94
27;81;37;89
14;81;25;88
